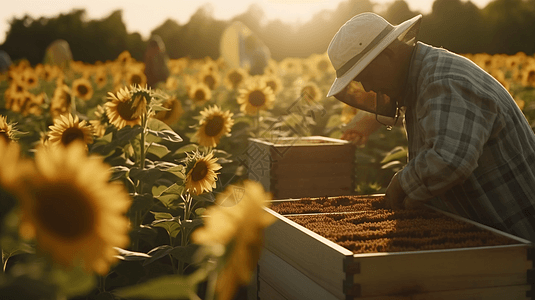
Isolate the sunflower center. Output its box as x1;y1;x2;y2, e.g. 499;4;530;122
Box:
28;78;35;85
528;71;535;83
131;74;142;85
77;84;89;96
34;182;95;240
248;90;266;107
191;161;208;182
204;75;216;90
194;89;206;102
266;81;277;93
302;86;316;99
204;115;224;137
61;127;86;145
317;60;329;72
0;131;10;142
117;101;140;121
228;71;243;87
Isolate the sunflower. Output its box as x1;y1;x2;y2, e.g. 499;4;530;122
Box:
165;76;179;91
198;70;220;90
89;105;108;138
188;82;212;106
237;79;275;115
192;180;275;300
193;105;234;148
184;151;222;195
48;113;94;147
4;78;26;112
126;67;147;87
72;77;94;101
154;96;184;126
0;139;31;198
0;115;15;142
522;65;535;87
260;74;283;95
23;92;45;116
94;70;109;89
117;50;132;65
105;85;147;129
17;141;131;275
22;68;39;90
223;68;248;90
279;57;303;75
299;81;322;103
41;64;61;82
50;84;73;119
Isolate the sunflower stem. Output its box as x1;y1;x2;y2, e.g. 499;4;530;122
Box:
1;250;8;273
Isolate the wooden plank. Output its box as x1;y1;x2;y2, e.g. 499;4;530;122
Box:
271;162;354;178
263;208;352;299
258;277;288;300
354;284;530;300
349;244;531;297
258;249;341;300
269;144;355;164
272;175;353;190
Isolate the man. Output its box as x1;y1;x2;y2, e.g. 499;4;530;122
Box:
326;12;535;241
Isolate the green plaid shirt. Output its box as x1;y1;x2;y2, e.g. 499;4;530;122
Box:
399;42;535;241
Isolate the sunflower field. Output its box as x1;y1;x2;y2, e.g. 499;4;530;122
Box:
0;49;534;300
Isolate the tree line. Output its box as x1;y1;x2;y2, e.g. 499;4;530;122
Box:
1;0;534;66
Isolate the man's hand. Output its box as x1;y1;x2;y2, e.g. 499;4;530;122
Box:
341;111;382;145
384;171;406;210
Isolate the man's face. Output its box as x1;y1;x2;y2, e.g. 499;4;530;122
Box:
353;51;401;100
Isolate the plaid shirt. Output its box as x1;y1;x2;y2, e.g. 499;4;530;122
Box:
398;42;535;241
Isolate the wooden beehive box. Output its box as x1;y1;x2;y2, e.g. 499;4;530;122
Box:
254;195;534;300
247;136;355;199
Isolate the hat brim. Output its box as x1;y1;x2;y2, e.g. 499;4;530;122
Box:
326;14;422;98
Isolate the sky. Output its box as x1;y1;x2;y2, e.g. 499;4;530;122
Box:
0;0;494;44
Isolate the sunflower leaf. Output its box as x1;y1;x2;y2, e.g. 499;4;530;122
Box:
169;244;200;264
130;193;156;213
151;218;181;238
146;143;171;158
113;274;197;299
147;118;183;142
114;247;151;261
147;129;183;142
380;146;407;164
143;245;174;266
174;144;198;155
110;165;129;181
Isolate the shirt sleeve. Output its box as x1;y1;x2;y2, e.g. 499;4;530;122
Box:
398;77;500;200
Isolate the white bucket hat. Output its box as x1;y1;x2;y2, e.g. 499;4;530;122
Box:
326;12;422;97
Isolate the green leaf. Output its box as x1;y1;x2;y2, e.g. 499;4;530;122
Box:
169;244;200;264
152;185;169;197
155;194;181;209
380;146;407;164
146;143;171;158
51;266;97;298
151;211;173;220
143;245;174;266
129;193;155;213
152;218;181;238
110;165;129;181
147;118;183;142
114;247;151;261
174;144;198;155
113;274;197;299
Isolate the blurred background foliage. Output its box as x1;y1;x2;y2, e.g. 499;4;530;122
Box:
1;0;535;66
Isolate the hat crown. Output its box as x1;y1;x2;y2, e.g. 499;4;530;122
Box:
328;13;392;70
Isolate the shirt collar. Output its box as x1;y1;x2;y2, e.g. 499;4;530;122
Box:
401;41;426;107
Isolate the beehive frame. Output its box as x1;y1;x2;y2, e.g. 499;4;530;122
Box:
254;195;535;300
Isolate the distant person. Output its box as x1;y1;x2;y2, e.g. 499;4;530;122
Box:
43;39;73;70
220;21;271;75
144;35;170;88
326;12;535;241
0;50;12;73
